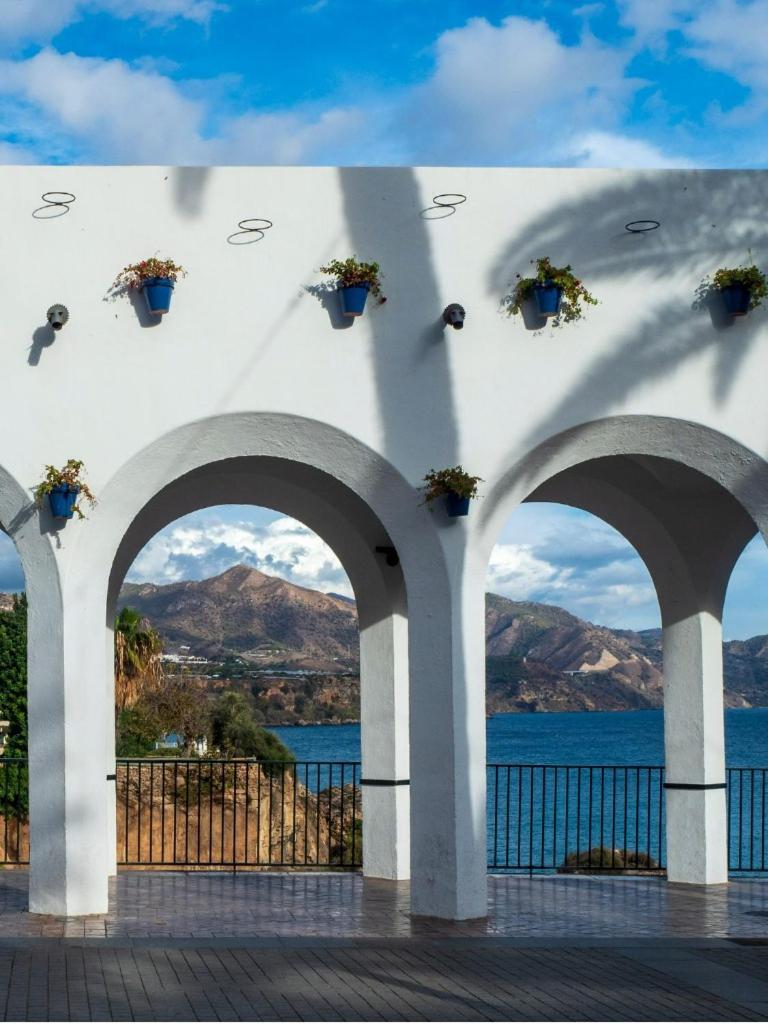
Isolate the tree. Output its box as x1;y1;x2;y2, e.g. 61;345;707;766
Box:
210;691;294;762
115;707;157;758
114;607;163;721
0;595;28;756
125;675;211;756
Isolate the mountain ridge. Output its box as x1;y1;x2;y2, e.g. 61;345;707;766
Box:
118;564;767;712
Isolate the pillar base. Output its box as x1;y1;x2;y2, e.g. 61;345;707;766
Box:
362;784;410;880
665;788;728;885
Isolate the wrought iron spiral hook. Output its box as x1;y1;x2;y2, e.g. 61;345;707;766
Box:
227;218;274;245
421;193;468;220
33;192;76;220
625;220;660;234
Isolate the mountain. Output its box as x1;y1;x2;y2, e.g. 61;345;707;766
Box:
119;565;358;671
484;593;666;712
118;565;767;712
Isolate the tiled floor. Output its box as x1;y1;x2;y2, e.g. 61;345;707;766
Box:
0;870;765;940
0;871;765;1020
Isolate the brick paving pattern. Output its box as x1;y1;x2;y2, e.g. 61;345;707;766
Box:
0;872;764;1019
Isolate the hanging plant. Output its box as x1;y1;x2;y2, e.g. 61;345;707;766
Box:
506;257;598;326
34;459;96;521
115;257;187;316
319;257;385;318
423;466;482;518
712;265;768;317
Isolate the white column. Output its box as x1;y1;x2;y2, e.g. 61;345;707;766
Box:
28;579;110;915
408;538;487;920
360;610;410;880
105;624;117;876
663;610;728;884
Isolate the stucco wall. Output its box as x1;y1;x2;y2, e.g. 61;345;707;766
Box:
6;165;768;918
0;165;765;526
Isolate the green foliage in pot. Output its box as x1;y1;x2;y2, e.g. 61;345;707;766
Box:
506;256;598;325
33;459;96;519
423;466;482;503
319;256;385;299
712;264;768;310
115;256;187;289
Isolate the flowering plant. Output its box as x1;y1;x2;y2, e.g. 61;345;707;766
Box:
115;257;187;289
712;265;768;311
423;466;482;503
506;256;598;325
319;257;384;299
34;459;96;520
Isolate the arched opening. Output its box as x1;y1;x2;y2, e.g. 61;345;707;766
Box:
477;417;767;887
720;535;768;872
106;456;410;881
112;501;364;870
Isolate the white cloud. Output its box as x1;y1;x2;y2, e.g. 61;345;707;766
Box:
617;0;699;41
402;16;637;165
0;49;209;163
574;130;693;168
487;505;660;629
127;515;353;597
0;48;363;164
0;0;226;45
487;543;573;599
683;1;768;92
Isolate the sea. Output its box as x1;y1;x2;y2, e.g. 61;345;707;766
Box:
271;708;768;871
271;707;768;767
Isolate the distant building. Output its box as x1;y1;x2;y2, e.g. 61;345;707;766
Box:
155;733;208;756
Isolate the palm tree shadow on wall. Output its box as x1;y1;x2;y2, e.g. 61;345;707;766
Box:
337;168;459;474
338;169;485;904
486;171;768;451
171;167;212;218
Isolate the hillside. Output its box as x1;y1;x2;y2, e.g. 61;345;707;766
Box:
118;565;768;714
119;565;358;671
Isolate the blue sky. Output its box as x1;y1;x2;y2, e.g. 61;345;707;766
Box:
0;1;766;166
1;1;767;635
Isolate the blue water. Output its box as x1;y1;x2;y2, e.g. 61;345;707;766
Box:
271;710;768;871
271;708;768;767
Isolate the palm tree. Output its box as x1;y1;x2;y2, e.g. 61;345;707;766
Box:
114;607;163;719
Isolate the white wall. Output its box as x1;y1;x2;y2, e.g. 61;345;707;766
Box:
5;165;768;917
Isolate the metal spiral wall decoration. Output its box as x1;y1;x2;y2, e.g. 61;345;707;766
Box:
33;192;76;219
421;193;468;220
227;218;274;245
625;220;660;234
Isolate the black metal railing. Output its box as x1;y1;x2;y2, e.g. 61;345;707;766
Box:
0;758;28;864
116;759;362;868
728;767;768;873
487;764;666;873
0;758;766;876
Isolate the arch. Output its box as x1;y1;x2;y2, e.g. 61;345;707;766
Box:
476;415;768;569
76;413;452;890
85;412;447;596
477;415;768;887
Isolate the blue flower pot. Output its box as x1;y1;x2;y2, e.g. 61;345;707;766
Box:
142;277;175;315
533;281;563;318
339;284;370;317
48;485;79;519
720;283;751;317
446;493;470;518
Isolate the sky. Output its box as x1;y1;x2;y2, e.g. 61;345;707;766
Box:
1;502;765;639
1;1;767;634
0;0;765;167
